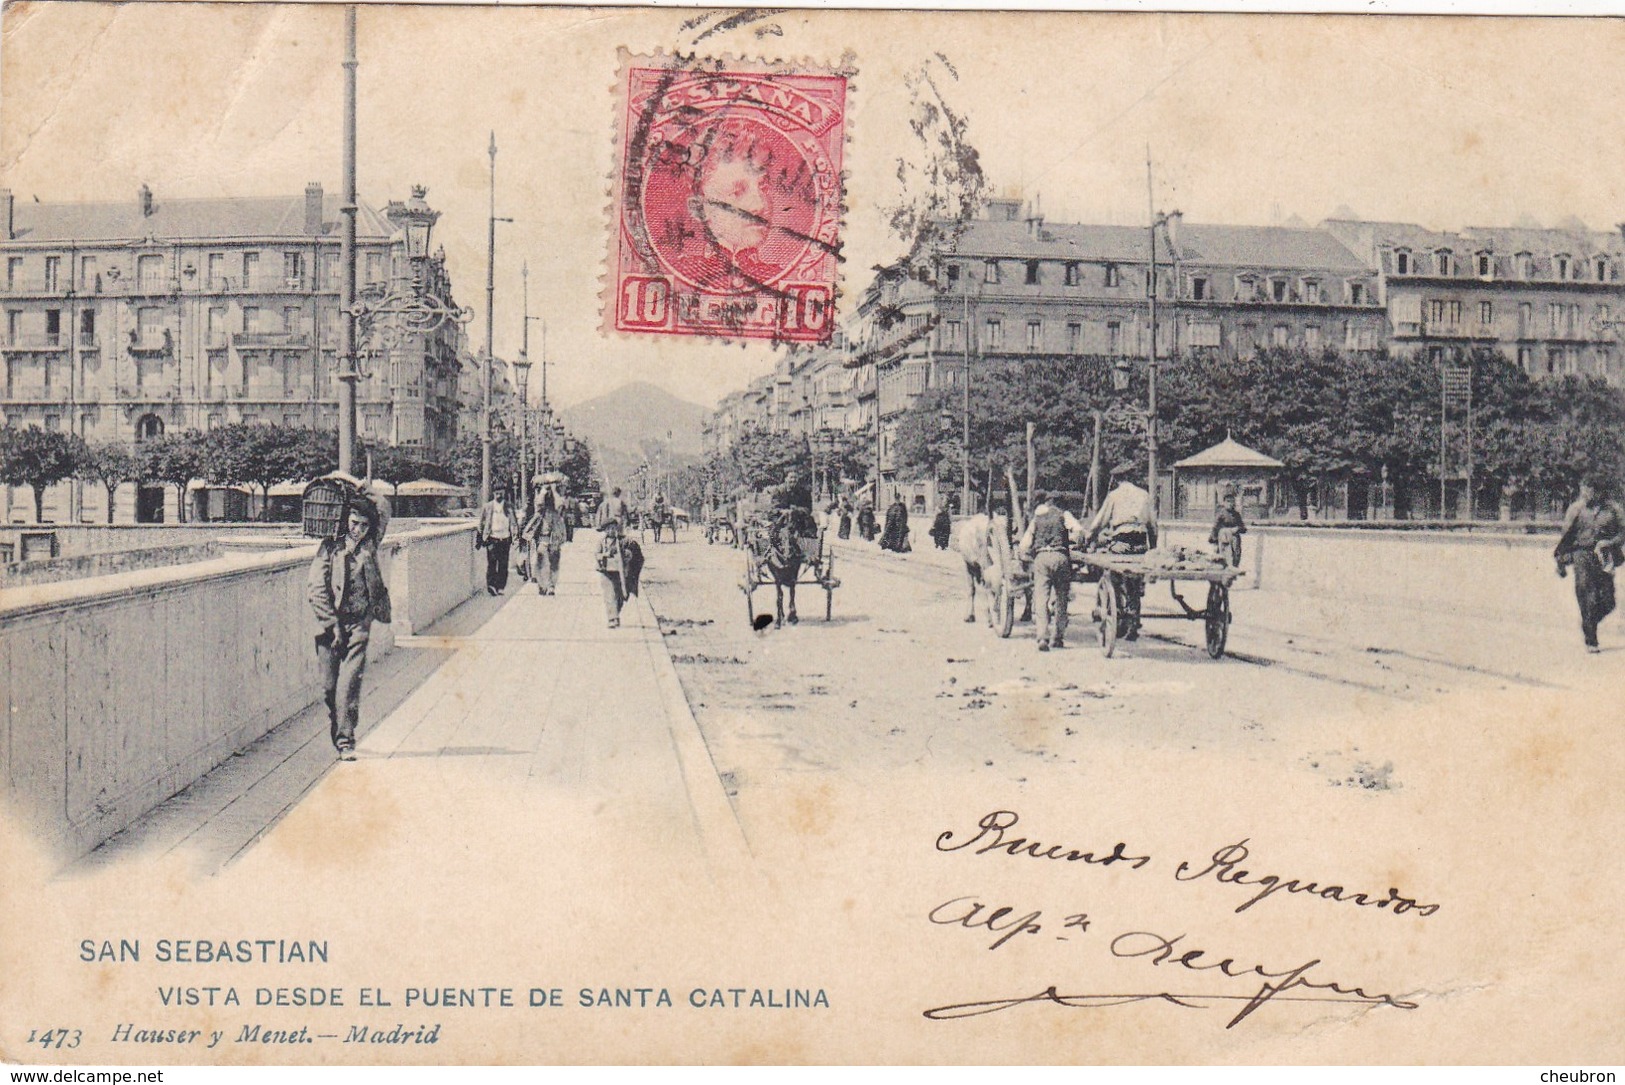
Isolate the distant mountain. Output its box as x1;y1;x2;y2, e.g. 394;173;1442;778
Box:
559;381;709;488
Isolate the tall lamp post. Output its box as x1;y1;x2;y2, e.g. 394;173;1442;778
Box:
482;132;514;506
521;263;546;480
338;5;359;474
512;352;531;514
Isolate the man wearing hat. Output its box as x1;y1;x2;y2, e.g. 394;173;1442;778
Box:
1018;489;1086;650
1085;462;1159;640
1209;486;1247;567
307;487;392;761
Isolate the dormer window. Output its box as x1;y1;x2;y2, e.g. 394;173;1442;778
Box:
1024;260;1040;286
1596;256;1612;282
1348;281;1368;305
1555;254;1571;280
1394;249;1411;275
1271;278;1288;303
1477;251;1494;278
1064;262;1080;286
1104;263;1120;288
984;260;999;285
1516;252;1533;279
1303;280;1321;304
1435;250;1454;276
1189;275;1208;301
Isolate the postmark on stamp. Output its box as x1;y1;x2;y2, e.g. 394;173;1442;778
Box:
609;56;847;343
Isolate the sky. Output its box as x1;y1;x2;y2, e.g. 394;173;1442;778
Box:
3;3;1624;410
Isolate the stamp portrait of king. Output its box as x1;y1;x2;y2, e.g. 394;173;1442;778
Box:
611;61;847;343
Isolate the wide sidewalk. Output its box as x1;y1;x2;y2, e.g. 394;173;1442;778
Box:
75;536;749;876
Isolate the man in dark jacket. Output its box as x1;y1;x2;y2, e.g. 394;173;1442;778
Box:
1019;490;1084;650
308;492;391;761
1555;475;1625;653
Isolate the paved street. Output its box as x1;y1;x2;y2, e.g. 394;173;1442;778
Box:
642;529;1624;847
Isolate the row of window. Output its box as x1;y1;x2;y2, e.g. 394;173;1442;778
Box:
1409;298;1610;337
932;315;1382;354
1393;248;1616;283
2;302;360;348
2;249;392;294
939;260;1376;305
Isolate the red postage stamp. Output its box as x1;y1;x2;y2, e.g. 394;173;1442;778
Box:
609;58;846;343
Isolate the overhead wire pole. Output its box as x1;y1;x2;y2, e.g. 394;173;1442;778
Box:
338;5;358;475
1146;150;1159;515
961;268;971;515
482;132;496;506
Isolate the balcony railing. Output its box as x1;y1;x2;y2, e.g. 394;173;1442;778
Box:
126;331;173;355
0;278;67;296
1;334;67;352
116;384;179;400
0;386;62;402
232;331;311;350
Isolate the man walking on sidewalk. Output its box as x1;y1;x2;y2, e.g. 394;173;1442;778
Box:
478;485;517;595
524;487;570;596
308;490;392;761
1555;474;1624;653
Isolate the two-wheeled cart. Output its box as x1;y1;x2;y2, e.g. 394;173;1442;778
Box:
1076;549;1243;659
740;510;841;625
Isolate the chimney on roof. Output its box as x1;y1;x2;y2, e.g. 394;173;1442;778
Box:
139;184;154;217
1025;203;1045;240
305;182;324;235
1;189;12;240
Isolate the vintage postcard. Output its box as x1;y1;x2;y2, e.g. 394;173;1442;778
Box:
2;1;1624;1068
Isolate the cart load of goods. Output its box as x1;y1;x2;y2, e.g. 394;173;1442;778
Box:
1123;546;1235;578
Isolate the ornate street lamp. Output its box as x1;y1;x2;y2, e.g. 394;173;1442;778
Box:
512;351;531;514
353;186;473;354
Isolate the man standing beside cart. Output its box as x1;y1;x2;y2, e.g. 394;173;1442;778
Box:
1018;490;1087;651
1085;463;1159;641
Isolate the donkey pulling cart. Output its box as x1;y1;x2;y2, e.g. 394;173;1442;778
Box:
740;507;841;627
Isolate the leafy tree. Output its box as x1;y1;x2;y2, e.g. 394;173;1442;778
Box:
139;430;205;523
450;432;519;501
555;435;597;496
77;440;141;524
362;442;421;499
0;427;87;522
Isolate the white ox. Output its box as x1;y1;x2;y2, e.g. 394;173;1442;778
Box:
950;512;1013;625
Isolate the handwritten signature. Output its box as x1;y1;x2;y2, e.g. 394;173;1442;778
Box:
922;929;1417;1029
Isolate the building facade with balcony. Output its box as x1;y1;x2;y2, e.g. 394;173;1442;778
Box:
1324;219;1625;381
844;199;1388;513
0;183;470;522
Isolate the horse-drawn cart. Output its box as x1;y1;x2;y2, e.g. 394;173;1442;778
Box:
1079;549;1242;659
740;507;840;626
979;530;1241;659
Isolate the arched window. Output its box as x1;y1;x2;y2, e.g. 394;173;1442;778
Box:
1393;249;1411;275
1596;256;1612;282
1554;253;1572;280
135;413;165;442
